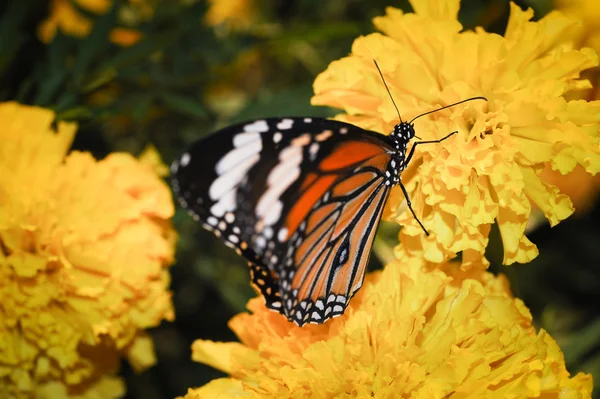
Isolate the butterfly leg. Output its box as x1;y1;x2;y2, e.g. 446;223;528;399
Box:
398;181;429;236
405;131;457;165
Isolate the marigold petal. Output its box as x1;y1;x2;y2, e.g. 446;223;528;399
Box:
188;258;591;397
311;2;600;265
178;379;254;399
408;0;459;21
191;340;256;375
0;102;175;396
522;166;574;226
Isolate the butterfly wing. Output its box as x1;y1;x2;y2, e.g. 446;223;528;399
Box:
171;117;394;325
279;150;391;325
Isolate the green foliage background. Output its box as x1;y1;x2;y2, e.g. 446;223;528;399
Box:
1;0;599;397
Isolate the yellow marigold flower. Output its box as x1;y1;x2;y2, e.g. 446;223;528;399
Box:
38;0;94;41
0;102;175;397
39;0;152;46
539;164;600;218
181;257;592;398
205;0;256;31
311;0;600;265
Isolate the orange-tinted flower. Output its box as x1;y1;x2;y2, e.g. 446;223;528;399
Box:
0;102;175;397
181;256;592;398
109;27;143;47
312;0;600;265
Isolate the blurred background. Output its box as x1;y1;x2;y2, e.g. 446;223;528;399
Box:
1;0;599;397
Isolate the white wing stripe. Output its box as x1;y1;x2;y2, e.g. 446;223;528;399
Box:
256;144;303;223
215;141;261;175
209;190;236;217
209;153;259;200
242;121;269;134
267;145;302;185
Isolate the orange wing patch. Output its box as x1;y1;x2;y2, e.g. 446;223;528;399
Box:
330;173;378;240
276;136;393;325
290;175;388;306
285;144;390;242
286;174;336;236
306;202;339;234
328;186;387;296
300;172;319;191
332;169;379;198
319;141;385;171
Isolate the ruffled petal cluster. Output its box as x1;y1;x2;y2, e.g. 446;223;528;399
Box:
312;0;600;265
0;102;175;397
181;256;592;398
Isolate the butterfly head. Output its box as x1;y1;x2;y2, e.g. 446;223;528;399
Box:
392;121;415;142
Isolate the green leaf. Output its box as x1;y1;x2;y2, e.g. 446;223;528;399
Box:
0;0;30;77
160;92;209;119
562;317;600;366
71;5;117;84
232;84;337;124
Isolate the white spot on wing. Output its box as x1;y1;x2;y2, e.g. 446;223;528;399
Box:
215;142;261;175
277;118;294;130
262;200;283;226
243;120;269;133
233;131;261;148
315;130;332;142
267;146;302;185
255;236;266;248
210;190;236;217
207;216;218;226
208;129;263;219
255;166;298;219
291;134;311;146
273;132;282;143
278;227;288;242
309;142;319;161
263;227;273;239
209;154;259;200
255;144;302;223
304;118;312;123
228;235;239;244
180;153;191;166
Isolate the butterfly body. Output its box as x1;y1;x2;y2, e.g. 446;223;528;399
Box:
171;117;417;326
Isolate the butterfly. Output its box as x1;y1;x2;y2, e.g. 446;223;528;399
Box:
171;62;486;326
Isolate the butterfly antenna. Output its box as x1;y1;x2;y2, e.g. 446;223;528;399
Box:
374;60;403;123
409;96;487;124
